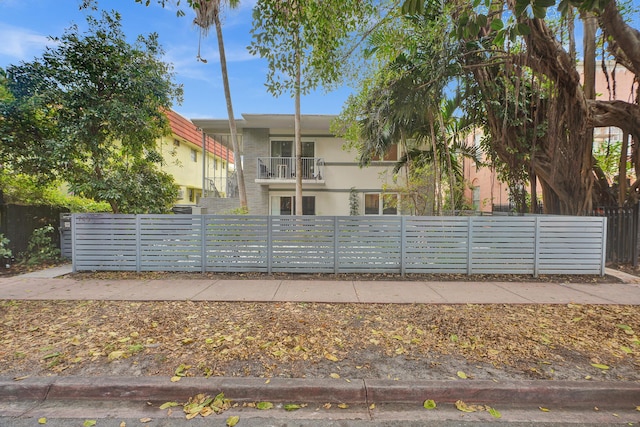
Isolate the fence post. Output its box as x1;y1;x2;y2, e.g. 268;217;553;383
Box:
400;216;406;277
533;217;541;278
135;215;141;273
334;216;339;275
267;216;273;274
634;202;640;267
601;217;608;277
467;216;473;275
71;214;77;273
201;215;206;274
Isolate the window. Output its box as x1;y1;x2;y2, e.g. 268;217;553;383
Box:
271;140;315;158
364;194;380;215
271;140;293;158
173;139;180;147
372;144;398;161
272;196;316;215
365;193;398;215
190;149;197;162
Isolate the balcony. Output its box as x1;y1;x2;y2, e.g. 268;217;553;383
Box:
256;157;325;185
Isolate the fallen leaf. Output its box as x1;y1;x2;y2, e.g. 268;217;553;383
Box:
369;403;376;410
539;407;550;412
159;402;179;410
256;401;273;410
324;353;339;362
423;399;437;409
226;415;240;426
488;406;502;418
83;421;97;427
455;400;476;412
457;371;468;379
170;376;181;382
590;363;610;370
38;418;47;424
119;422;126;427
338;403;349;409
108;350;124;361
284;404;302;411
330;373;340;379
139;418;152;423
13;376;30;381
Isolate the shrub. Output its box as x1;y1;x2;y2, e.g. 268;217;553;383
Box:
23;225;60;266
0;234;12;258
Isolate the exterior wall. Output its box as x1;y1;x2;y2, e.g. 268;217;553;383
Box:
462;130;510;213
162;111;233;207
243;128;270;214
264;137;399;216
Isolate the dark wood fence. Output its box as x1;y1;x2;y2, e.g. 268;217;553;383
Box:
0;204;67;256
591;203;640;266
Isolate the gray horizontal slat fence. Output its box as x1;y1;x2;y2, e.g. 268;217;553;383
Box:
139;215;202;272
73;214;138;271
336;217;402;273
537;217;606;275
71;214;607;276
205;215;269;272
404;217;469;274
271;216;335;273
470;217;536;275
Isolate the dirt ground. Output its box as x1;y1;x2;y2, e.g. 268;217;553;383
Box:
1;267;639;383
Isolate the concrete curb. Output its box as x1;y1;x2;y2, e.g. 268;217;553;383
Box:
2;377;639;410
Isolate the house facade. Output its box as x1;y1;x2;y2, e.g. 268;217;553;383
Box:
161;110;235;209
193;114;403;216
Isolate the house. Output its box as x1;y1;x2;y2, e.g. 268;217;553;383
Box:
192;114;403;216
161;110;235;210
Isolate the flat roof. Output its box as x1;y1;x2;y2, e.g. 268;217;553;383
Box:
191;114;338;136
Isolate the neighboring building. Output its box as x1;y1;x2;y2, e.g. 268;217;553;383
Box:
193;114;403;216
462;129;510;214
161;110;235;210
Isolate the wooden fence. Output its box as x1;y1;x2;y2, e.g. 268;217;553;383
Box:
71;214;607;276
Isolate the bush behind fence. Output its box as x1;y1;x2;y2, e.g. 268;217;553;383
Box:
71;214;607;276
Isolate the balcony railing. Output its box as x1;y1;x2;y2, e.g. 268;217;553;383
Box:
257;157;324;181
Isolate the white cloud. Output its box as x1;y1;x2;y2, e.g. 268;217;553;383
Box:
0;23;53;63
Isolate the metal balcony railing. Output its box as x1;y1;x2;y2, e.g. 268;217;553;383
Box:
257;157;324;181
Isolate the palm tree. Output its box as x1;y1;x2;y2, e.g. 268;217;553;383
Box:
193;0;248;212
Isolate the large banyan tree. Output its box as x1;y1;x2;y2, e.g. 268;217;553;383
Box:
404;0;639;214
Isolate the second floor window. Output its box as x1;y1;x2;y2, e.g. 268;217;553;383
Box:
190;149;197;162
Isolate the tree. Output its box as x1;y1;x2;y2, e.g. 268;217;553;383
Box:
249;0;372;215
1;10;183;213
192;0;248;212
397;0;640;214
336;4;476;215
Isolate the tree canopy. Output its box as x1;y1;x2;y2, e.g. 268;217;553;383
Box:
0;10;183;213
339;0;640;215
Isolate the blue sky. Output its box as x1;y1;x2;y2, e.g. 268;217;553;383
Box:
0;0;354;120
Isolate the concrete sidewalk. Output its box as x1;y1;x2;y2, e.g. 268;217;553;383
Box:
0;264;639;304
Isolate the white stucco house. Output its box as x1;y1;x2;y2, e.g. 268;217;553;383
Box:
192;114;403;216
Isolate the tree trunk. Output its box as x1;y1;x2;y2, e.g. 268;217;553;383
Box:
214;13;248;211
294;47;303;216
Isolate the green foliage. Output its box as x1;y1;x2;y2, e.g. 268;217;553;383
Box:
349;187;360;215
0;234;12;259
1;10;182;214
23;226;60;266
0;170;110;212
248;0;373;97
